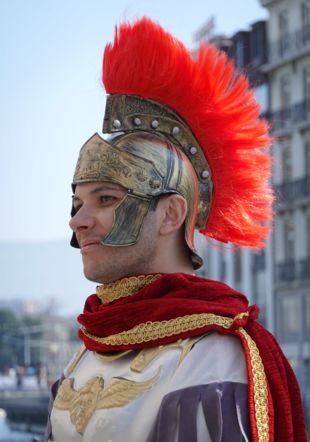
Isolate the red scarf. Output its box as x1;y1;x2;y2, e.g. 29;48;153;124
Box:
78;273;307;442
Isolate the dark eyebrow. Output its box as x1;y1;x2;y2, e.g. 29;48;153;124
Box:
89;184;125;195
72;184;126;203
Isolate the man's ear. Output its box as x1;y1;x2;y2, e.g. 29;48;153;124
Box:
158;194;188;236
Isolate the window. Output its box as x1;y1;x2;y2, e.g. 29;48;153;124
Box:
280;74;291;109
278;294;301;341
282;141;292;182
302;2;310;43
282;295;301;336
303;67;310;119
302;2;310;25
306;294;310;339
279;75;291;126
253;250;266;272
305;140;310;177
284;212;294;261
251;26;259;60
279;10;289;35
306;210;310;257
279;10;289;56
303;66;310;101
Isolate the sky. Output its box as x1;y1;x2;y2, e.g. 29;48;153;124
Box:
0;0;268;243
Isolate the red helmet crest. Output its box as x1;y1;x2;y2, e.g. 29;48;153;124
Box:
103;17;273;247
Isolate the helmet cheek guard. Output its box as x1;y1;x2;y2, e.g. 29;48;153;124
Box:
70;193;151;249
101;194;151;246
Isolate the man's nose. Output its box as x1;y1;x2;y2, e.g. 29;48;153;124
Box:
69;206;96;232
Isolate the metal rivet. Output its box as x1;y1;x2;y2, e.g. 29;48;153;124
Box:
201;170;210;179
189;146;198;155
134;117;142;126
151;120;159;129
172;126;180;136
149;179;161;189
113;119;121;129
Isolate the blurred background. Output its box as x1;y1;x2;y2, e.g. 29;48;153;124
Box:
0;0;309;440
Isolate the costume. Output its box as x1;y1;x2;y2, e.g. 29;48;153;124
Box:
46;18;307;442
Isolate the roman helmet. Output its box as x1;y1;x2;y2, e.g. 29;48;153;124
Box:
71;18;273;269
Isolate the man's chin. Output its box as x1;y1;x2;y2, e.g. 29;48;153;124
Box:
83;266;116;284
82;265;102;283
83;266;138;284
83;271;104;284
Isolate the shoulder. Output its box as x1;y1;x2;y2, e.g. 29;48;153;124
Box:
150;333;251;442
168;331;247;393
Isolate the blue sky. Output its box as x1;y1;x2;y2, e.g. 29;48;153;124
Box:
0;0;267;242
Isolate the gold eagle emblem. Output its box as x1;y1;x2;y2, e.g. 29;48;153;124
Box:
53;369;160;434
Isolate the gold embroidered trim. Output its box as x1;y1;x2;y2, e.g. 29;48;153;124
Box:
54;369;160;434
80;311;249;346
96;274;162;303
66;346;87;377
238;328;269;442
130;336;202;373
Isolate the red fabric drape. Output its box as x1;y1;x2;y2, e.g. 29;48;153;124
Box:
78;273;307;441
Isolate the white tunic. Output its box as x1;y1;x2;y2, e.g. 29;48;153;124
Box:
48;332;249;442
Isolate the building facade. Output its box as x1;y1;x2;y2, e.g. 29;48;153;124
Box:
197;19;274;331
260;0;310;402
196;0;310;411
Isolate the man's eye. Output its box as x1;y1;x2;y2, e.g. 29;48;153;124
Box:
100;195;117;205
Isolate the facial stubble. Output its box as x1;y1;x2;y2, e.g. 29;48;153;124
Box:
82;212;158;284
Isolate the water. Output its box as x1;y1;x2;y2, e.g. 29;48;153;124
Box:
0;413;43;442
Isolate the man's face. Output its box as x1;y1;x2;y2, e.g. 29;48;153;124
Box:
69;181;158;283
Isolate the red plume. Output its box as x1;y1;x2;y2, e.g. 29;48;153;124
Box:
103;17;273;247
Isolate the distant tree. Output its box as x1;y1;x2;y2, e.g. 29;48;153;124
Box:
0;309;18;330
0;310;43;370
0;309;20;370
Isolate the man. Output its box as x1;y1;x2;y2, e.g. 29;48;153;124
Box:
46;18;307;442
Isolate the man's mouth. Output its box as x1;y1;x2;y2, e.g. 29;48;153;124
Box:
80;240;102;252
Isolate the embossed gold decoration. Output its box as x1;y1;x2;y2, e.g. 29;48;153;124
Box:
73;134;163;193
96;274;162;304
80;311;250;346
54;369;160;435
130;336;202;373
237;328;269;442
94;349;132;362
